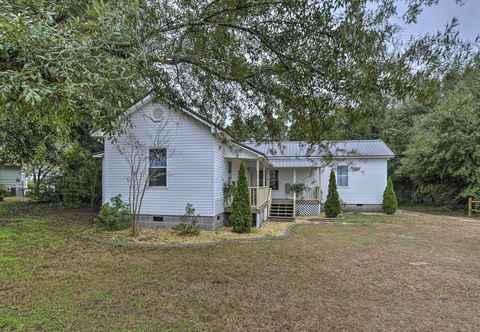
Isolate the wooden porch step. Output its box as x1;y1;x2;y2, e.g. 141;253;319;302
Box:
269;202;294;218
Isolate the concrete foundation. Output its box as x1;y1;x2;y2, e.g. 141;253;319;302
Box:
139;213;224;231
343;204;383;212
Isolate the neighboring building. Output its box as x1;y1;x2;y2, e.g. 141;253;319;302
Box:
0;166;23;195
101;94;394;230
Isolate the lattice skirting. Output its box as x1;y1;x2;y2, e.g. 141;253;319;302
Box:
296;200;321;216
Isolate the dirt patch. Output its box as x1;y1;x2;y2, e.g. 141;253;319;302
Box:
86;222;292;248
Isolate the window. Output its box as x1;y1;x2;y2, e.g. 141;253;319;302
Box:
149;148;167;187
336;165;348;187
269;170;279;190
259;169;264;186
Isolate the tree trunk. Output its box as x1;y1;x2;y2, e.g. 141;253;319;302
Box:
131;214;138;237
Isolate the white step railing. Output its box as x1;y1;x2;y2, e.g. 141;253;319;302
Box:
249;186;271;209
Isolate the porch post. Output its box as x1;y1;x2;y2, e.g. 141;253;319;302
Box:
293;168;296;217
256;159;260;187
317;167;321;215
263;165;266;187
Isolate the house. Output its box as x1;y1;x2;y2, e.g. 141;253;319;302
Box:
0;165;23;195
101;94;395;230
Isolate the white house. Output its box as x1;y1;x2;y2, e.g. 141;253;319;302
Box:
101;95;395;230
0;165;23;196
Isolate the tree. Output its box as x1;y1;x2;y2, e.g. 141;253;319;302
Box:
1;0;465;146
231;163;251;233
398;58;480;205
0;1;143;137
324;170;342;218
54;144;102;208
116;110;172;236
383;177;398;214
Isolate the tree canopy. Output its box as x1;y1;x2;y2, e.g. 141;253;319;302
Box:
1;0;468;143
397;57;480;204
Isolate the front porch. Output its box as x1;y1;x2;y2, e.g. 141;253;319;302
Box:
224;151;272;226
223;142;324;221
269;167;323;218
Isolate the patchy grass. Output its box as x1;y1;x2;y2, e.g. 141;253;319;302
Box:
89;222;291;246
2;202;480;331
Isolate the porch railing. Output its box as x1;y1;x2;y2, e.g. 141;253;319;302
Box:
289;186;321;201
249;186;271;209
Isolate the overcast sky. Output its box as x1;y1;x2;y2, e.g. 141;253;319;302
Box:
397;0;479;42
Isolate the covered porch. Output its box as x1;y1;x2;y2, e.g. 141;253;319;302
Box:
269;167;323;218
223;142;272;226
224;157;272;212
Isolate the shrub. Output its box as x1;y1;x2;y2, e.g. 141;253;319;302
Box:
231;163;251;233
27;181;58;203
96;195;130;230
324;170;342;218
383;177;398;214
0;185;6;201
173;203;200;236
287;183;305;195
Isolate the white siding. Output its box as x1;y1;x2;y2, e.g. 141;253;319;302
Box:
0;167;21;188
103;103;218;217
270;159;388;204
321;159;388;205
271;167;320;200
271;168;293;199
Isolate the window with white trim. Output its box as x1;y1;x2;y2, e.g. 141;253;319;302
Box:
336;165;348;187
149;148;167;187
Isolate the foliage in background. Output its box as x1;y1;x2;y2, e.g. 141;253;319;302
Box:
24;144;101;208
396;58;480;206
383;177;398;214
97;195;130;230
231;163;251;233
53;144;102;208
223;182;236;206
173;203;200;236
0;184;6;201
324;171;342;218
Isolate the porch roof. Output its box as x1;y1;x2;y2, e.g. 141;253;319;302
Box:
244;140;395;159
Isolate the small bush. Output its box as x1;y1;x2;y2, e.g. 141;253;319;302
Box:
231;163;251;233
0;185;6;201
383;177;398;214
173;203;200;236
96;195;130;230
324;170;342;218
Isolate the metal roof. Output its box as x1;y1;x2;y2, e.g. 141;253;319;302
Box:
244;140;395;159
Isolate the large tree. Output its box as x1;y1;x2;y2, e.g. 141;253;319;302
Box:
1;0;466;145
398;57;480;205
0;0;143;137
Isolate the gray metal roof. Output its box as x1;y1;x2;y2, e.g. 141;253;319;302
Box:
244;140;395;158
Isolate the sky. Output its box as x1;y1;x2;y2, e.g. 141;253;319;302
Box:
397;0;479;42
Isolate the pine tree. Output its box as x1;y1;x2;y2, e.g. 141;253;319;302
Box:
324;170;342;218
383;177;398;214
231;163;251;233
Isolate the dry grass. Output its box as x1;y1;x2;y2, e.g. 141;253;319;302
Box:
2;202;480;331
96;222;291;245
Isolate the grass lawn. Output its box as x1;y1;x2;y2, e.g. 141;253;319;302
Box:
1;201;480;331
